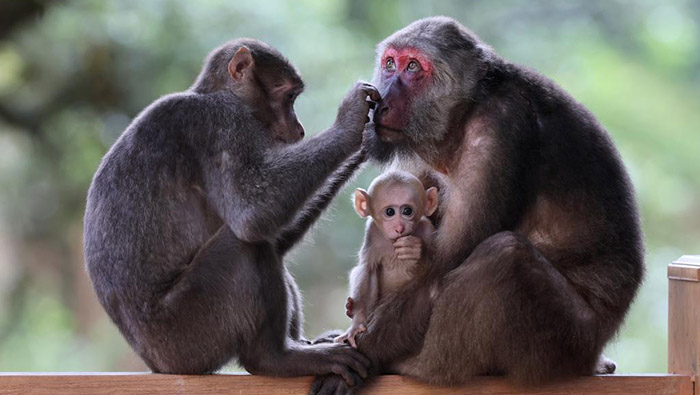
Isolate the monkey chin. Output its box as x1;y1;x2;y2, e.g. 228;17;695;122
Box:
376;124;406;144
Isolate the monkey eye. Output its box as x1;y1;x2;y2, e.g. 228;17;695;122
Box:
385;57;396;71
407;60;421;72
401;206;413;216
385;207;396;217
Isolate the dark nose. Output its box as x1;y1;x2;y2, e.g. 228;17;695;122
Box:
297;122;305;138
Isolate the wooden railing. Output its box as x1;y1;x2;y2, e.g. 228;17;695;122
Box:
0;255;698;395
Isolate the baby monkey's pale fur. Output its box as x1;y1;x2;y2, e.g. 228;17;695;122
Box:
336;171;437;348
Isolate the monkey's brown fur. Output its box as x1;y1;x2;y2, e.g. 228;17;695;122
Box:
312;17;642;394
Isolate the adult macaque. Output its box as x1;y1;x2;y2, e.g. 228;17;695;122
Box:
84;38;381;385
334;171;438;349
312;16;642;394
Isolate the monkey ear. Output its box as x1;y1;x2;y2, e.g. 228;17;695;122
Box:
354;189;371;218
228;46;254;81
424;187;438;217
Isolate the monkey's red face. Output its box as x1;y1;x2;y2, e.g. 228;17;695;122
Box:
374;46;434;142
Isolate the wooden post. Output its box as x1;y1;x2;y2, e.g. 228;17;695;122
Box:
669;255;700;394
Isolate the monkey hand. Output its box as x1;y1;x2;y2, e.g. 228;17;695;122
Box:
309;373;355;395
394;235;423;265
334;323;367;349
334;81;381;147
345;297;355;318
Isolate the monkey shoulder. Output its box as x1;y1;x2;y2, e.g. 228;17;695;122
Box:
132;91;263;148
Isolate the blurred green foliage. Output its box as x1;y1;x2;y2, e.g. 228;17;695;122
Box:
0;0;698;374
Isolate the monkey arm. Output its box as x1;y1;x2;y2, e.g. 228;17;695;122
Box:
431;98;536;273
348;256;381;322
336;255;380;348
204;126;362;244
275;149;366;256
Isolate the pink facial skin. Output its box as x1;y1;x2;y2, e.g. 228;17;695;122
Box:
375;47;434;134
380;47;435;77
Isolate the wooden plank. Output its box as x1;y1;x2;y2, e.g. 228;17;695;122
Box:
0;373;692;395
669;256;700;395
668;255;700;281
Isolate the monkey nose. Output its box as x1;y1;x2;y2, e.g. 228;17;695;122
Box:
374;105;389;123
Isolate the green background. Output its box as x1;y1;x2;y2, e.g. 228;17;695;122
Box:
0;0;698;374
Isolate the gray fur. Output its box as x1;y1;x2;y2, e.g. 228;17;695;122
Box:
84;38;376;382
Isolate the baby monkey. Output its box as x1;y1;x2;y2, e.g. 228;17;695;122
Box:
336;171;438;348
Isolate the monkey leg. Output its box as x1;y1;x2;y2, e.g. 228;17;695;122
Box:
133;226;270;374
133;226;368;383
237;262;370;385
398;231;602;385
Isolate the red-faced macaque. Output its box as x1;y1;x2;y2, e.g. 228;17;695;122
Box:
335;170;437;348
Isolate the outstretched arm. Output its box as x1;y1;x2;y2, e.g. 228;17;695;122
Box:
206;83;379;244
275;149;366;256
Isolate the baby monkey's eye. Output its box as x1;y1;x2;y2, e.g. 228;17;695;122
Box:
402;207;413;216
385;207;396;217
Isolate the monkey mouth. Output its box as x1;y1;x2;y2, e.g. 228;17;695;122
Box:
375;124;405;143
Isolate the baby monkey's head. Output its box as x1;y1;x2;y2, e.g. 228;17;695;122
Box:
354;171;438;240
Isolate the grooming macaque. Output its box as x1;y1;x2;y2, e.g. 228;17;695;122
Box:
312;16;642;394
335;171;438;348
84;38;381;385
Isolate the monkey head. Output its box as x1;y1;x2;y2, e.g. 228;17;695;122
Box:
193;39;305;144
354;171;438;241
366;17;492;163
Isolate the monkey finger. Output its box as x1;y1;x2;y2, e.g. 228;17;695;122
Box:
340;345;371;371
308;374;327;395
394;246;420;255
348;335;358;349
394;244;419;251
309;374;348;395
359;82;381;102
345;298;355;318
331;365;356;387
366;98;377;110
393;236;420;248
343;354;369;380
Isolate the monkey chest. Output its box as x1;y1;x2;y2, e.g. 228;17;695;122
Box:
378;258;416;296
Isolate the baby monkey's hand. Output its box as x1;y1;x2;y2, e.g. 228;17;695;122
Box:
334;322;367;349
394;235;423;265
345;297;355;318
